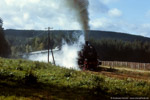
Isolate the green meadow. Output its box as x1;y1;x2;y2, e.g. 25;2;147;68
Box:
0;57;150;100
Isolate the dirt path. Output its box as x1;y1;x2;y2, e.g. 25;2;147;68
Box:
100;71;149;80
87;66;150;81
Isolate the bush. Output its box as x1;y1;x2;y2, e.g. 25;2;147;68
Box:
24;71;37;84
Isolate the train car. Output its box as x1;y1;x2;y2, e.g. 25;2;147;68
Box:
78;41;101;70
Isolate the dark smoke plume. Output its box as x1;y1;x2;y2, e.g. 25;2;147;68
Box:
66;0;90;41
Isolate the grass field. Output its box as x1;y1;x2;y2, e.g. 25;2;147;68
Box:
0;57;150;100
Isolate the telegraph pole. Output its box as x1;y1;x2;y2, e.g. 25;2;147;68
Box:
46;27;55;65
46;27;51;63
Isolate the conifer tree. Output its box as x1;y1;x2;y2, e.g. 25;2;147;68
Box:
0;18;11;57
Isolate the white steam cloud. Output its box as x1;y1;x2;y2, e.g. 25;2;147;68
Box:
25;34;85;70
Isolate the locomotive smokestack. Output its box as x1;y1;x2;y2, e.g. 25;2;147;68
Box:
66;0;90;41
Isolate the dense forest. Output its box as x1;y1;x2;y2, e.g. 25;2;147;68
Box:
89;38;150;63
4;29;150;63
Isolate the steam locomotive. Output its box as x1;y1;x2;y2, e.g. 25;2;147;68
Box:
77;41;101;70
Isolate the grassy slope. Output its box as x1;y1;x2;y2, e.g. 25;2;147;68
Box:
0;58;150;100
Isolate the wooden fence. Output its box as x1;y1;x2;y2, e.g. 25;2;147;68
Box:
102;61;150;70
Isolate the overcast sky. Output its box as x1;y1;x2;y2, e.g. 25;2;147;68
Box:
0;0;150;37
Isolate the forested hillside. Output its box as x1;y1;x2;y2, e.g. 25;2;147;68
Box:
4;29;79;57
5;29;150;42
89;30;150;42
4;29;150;63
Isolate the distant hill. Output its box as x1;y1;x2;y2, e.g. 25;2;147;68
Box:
3;29;150;62
4;29;150;42
89;30;150;42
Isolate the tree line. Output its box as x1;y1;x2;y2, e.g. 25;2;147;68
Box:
89;38;150;63
0;26;11;57
3;30;150;63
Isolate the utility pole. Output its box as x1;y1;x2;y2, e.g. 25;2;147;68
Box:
46;27;55;65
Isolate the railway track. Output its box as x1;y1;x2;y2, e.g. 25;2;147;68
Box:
86;66;150;81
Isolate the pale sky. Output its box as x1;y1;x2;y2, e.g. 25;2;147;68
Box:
0;0;150;37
